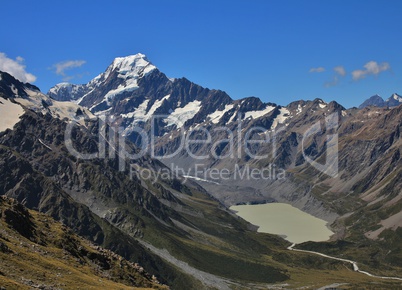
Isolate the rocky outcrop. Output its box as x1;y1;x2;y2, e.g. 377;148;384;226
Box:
0;195;168;289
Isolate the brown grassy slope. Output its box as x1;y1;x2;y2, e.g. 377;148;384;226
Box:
0;196;168;289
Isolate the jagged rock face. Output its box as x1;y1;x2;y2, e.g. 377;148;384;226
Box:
0;71;40;98
48;83;89;102
0;110;178;231
0;141;187;286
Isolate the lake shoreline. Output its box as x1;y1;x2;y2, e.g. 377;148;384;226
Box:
230;202;334;244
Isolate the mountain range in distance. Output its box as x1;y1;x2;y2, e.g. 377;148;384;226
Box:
47;53;402;114
1;52;402;289
359;93;402;109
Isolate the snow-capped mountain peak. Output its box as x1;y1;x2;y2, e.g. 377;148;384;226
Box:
385;93;402;107
49;53;161;110
391;93;402;102
48;82;87;102
359;93;402;108
110;53;156;77
92;54;157;107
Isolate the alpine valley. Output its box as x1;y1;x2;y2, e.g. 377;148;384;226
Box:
0;53;401;289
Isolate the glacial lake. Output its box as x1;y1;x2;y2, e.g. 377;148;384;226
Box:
230;203;334;244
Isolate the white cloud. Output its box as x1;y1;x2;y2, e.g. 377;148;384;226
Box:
309;67;325;73
0;52;37;83
334;66;346;76
351;69;366;80
352;61;391;80
52;60;86;79
325;66;346;87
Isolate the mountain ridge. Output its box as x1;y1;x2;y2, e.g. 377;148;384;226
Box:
359;93;402;109
2;56;402;288
1;72;296;288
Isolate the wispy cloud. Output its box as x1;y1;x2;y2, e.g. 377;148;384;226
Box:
51;60;86;81
333;66;346;77
352;61;391;81
325;66;346;87
309;67;325;73
0;52;37;83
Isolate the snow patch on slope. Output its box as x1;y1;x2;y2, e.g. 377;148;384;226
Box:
148;94;170;116
319;103;327;109
103;83;139;105
391;93;402;103
121;99;150;121
227;111;238;123
271;108;290;129
0;97;25;132
16;88;47;109
296;104;303;115
121;94;171;123
244;105;275;119
16;88;94;124
165;100;202;127
207;104;234;124
49;101;91;121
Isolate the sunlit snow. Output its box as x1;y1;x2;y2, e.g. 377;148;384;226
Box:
0;97;25;132
244;105;275;119
87;53;157;106
318;103;327;109
271;108;290;129
392;93;402;102
207;104;234;124
165;100;202;127
147;94;170;116
17;88;94;124
296;104;303;115
121;99;150;121
120;94;171;123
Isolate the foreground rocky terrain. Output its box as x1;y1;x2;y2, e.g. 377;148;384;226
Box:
0;195;167;289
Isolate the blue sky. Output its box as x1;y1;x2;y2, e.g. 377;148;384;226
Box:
1;0;401;108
